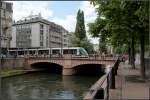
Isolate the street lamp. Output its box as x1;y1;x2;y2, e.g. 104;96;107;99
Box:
49;28;51;59
0;1;2;67
0;3;1;98
61;29;63;58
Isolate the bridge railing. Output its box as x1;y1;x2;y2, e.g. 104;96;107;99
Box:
71;54;117;60
8;54;118;61
83;58;120;99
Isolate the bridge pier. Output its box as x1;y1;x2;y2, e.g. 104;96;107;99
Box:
24;59;32;70
63;68;76;75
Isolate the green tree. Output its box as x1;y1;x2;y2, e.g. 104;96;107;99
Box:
80;38;94;54
88;0;149;79
75;9;86;40
134;1;149;79
69;32;94;54
68;32;80;47
69;9;94;54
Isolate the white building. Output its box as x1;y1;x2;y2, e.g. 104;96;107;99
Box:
11;14;69;48
0;2;13;49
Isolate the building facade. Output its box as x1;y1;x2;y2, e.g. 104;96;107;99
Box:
11;14;69;48
0;2;13;49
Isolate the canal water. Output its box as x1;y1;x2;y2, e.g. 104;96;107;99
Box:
1;72;101;100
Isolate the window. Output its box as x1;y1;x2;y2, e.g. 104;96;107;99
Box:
40;30;43;35
40;24;44;29
40;42;43;47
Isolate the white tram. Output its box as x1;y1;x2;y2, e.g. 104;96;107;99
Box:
8;47;89;58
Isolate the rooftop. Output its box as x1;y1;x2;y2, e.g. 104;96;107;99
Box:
13;14;68;33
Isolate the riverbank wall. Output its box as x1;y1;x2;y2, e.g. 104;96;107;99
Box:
1;58;25;69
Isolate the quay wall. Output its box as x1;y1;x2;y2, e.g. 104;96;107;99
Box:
1;58;25;69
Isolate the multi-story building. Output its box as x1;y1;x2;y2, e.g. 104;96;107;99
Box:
0;2;13;50
11;14;69;48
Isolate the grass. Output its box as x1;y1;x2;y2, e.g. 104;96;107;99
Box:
1;68;28;77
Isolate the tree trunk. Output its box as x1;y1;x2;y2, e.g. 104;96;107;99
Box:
140;31;145;79
131;34;135;69
128;45;131;64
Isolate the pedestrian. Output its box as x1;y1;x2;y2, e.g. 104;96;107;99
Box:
122;55;125;64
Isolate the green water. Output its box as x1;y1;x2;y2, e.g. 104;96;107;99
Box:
1;72;100;100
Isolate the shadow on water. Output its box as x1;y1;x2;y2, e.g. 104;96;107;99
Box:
31;62;63;74
74;64;105;77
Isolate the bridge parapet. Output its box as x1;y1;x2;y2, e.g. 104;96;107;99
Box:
26;56;118;62
64;54;72;59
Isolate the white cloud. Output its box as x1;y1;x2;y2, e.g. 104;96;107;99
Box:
7;1;53;21
52;15;76;32
80;1;98;44
80;1;97;23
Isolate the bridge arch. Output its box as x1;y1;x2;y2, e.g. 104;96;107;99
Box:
31;62;63;74
73;64;105;76
71;60;113;69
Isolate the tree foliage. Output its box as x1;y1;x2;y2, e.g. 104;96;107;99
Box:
89;0;148;48
88;0;149;78
75;9;86;40
69;32;94;54
69;9;94;54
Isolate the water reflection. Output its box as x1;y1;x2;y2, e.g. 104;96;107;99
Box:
1;72;100;100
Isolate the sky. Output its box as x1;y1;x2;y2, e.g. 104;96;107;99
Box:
7;1;99;44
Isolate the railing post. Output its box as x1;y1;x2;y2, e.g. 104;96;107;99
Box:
114;60;120;75
109;67;115;89
114;66;117;75
106;74;109;99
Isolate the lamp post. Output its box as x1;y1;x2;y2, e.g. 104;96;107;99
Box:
0;1;2;68
0;2;2;98
61;29;63;58
49;28;51;59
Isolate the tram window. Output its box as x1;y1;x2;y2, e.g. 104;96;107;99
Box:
63;49;77;55
24;51;28;55
9;51;16;56
38;50;43;55
52;50;60;54
29;50;36;55
79;48;88;56
18;51;24;55
73;49;77;55
41;50;49;55
63;50;69;54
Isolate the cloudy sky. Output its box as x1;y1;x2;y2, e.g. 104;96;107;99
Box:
7;1;99;44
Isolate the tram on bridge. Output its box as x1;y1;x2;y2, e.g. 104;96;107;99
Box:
8;47;89;58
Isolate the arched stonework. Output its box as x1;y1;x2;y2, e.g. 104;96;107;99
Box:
24;57;117;75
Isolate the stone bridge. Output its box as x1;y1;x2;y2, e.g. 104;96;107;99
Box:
25;54;117;75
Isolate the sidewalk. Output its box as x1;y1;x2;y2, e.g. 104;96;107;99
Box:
109;62;149;99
